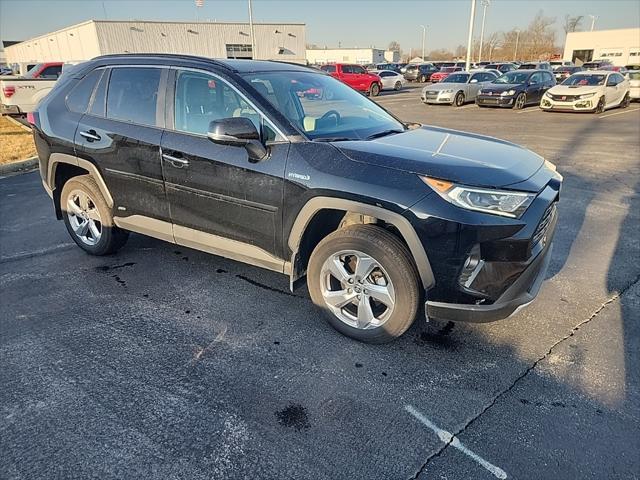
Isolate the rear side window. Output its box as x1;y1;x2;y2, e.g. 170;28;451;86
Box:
89;69;109;117
320;65;336;73
106;67;161;127
66;69;103;114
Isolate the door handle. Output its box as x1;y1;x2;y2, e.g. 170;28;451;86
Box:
162;153;189;168
80;130;101;142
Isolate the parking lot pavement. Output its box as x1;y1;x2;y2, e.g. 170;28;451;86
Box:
1;97;639;479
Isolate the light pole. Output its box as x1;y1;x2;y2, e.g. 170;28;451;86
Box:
589;14;597;31
420;25;426;61
513;29;520;61
465;0;476;71
248;0;256;59
478;0;490;63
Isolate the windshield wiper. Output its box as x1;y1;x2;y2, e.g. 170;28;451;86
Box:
365;129;405;140
313;137;353;142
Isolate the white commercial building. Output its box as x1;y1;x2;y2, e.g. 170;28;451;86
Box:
4;20;307;65
306;47;398;65
563;28;640;66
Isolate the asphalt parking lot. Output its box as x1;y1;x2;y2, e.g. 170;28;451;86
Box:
1;86;639;480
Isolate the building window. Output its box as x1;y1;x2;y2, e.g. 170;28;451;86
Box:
226;44;253;59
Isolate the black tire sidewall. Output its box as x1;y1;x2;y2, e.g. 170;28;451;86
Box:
307;225;421;343
515;93;526;109
455;92;465;106
395;81;401;90
370;83;380;96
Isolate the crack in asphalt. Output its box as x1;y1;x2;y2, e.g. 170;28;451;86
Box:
409;273;640;480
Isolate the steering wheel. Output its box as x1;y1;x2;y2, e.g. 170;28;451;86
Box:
319;109;341;124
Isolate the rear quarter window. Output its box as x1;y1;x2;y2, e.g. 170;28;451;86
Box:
65;69;103;114
320;65;336;73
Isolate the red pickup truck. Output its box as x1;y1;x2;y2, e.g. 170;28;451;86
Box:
320;63;382;96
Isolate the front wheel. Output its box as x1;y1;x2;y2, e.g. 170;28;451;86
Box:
514;92;526;110
394;81;402;91
594;96;605;114
61;175;129;256
307;225;421;343
454;92;465;107
369;83;380;97
621;92;630;108
420;75;427;83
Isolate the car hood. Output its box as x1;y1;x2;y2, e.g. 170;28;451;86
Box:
481;83;524;93
333;126;545;190
547;84;602;95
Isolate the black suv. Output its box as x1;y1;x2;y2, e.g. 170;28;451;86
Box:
33;54;562;343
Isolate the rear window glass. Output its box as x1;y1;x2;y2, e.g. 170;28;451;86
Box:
106;67;161;127
66;69;103;114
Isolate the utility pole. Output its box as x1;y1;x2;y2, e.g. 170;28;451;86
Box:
465;0;476;71
248;0;256;59
420;25;426;61
589;14;597;31
478;0;490;63
513;29;520;61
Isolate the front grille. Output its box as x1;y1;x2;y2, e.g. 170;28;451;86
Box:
533;203;556;246
426;91;438;97
550;94;579;102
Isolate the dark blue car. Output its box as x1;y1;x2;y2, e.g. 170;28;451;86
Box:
476;70;556;109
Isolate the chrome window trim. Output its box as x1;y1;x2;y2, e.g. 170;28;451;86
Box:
169;66;289;143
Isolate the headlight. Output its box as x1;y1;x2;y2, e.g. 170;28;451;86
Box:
441;89;454;93
544;91;552;98
421;176;535;218
579;92;596;99
501;89;516;96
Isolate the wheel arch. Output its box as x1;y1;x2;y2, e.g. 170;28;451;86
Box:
288;197;435;290
47;153;114;219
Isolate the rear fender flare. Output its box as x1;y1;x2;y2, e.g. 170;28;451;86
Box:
47;152;114;208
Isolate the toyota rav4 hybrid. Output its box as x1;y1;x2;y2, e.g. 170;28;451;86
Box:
33;55;562;343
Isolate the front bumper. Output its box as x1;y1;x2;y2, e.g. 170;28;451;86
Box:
476;95;515;107
421;92;454;104
540;97;596;111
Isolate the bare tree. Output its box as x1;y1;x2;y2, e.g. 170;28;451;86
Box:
388;40;401;52
563;14;583;36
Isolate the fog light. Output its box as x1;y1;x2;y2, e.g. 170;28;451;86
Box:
459;245;483;288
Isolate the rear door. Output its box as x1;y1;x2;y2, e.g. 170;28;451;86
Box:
75;66;171;224
160;68;288;260
605;73;625;105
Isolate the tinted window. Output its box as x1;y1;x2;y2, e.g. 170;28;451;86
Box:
471;72;495;82
175;70;262;136
352;65;366;74
379;71;393;78
89;69;108;117
529;72;544;84
543;72;555;83
66;69;103;114
40;65;62;78
107;68;161;127
320;65;336;73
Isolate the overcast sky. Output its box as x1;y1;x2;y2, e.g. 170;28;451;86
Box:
1;0;639;51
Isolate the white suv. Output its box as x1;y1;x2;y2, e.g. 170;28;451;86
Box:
540;70;630;113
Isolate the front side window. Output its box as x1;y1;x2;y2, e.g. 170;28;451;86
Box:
174;70;262;136
351;65;366;74
242;71;405;141
321;65;336;73
106;67;161;127
66;69;103;114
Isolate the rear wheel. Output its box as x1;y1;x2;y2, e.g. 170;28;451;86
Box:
307;225;421;343
594;96;605;113
394;81;402;91
454;92;465;107
514;92;526;109
369;83;380;97
61;175;128;256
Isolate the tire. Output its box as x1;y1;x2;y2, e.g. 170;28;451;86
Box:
307;225;421;343
621;92;630;108
594;96;605;114
369;83;380;97
61;175;129;256
420;75;427;83
394;81;402;91
454;92;465;107
514;92;526;110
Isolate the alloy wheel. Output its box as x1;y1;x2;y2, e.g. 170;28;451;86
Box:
66;189;102;246
319;250;395;330
515;93;526;109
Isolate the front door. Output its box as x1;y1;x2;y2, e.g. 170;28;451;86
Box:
527;72;545;104
160;68;288;266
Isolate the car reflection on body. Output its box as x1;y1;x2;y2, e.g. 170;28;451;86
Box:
421;70;499;106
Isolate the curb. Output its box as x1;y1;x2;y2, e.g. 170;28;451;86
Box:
0;157;38;176
6;115;32;132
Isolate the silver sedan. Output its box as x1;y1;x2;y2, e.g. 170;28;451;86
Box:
421;70;499;106
369;70;407;91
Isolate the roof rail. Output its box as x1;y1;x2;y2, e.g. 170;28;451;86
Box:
91;53;234;70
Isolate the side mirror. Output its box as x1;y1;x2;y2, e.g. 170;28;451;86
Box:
470;78;478;83
208;117;268;162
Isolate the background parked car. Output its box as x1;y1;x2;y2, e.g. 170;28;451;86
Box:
369;69;407;91
627;67;640;101
476;69;556;109
550;60;574;69
430;66;463;83
375;63;402;73
518;62;552;70
541;70;630;113
403;63;439;82
485;62;517;73
582;59;613;70
554;66;584;82
320;63;383;96
422;70;498;106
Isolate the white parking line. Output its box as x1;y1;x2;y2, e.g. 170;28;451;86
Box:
599;107;640;119
517;108;543;114
405;405;508;479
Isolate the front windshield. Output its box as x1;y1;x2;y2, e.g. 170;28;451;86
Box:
562;74;606;86
443;73;470;83
242;71;405;141
493;71;530;84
